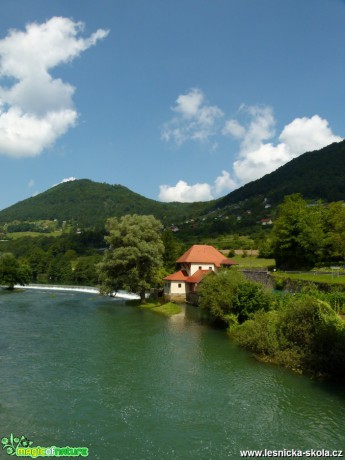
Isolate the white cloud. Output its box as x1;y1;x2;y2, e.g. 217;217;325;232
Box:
60;177;77;184
159;180;213;202
28;179;35;187
222;119;245;139
0;17;109;158
52;177;77;188
173;88;204;118
160;90;343;202
158;170;237;203
161;88;223;145
279;115;341;156
214;170;237;195
228;108;342;184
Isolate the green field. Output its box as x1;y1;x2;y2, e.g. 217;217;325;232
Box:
232;255;275;269
273;272;345;285
5;230;63;239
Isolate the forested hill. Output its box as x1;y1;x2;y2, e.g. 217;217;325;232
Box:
0;179;213;227
215;140;345;209
0;140;344;228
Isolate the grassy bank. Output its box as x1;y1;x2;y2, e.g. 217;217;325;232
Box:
231;255;275;269
126;299;182;317
273;271;345;285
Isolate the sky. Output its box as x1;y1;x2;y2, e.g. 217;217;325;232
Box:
0;0;344;210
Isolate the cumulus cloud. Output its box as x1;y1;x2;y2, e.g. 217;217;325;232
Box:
160;90;343;202
227;108;342;184
214;170;237;195
159;180;213;202
161;88;223;145
279;115;341;156
158;170;237;203
0;17;109;157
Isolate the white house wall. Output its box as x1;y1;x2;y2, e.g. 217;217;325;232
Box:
167;281;187;295
190;263;215;275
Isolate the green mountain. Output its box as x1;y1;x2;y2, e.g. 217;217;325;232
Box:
0;140;344;230
215;140;345;209
0;179;213;227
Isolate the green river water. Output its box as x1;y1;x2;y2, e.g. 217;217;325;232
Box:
0;289;344;459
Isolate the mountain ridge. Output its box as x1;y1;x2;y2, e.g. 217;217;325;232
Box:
0;140;344;227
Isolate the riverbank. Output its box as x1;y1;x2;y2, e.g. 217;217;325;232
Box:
126;298;183;317
228;295;345;381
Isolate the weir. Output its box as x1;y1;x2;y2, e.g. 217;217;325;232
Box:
14;284;140;299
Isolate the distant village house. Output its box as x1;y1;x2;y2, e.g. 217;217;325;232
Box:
163;244;237;302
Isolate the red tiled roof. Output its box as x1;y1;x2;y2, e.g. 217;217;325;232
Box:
163;270;189;281
176;244;237;267
186;269;211;283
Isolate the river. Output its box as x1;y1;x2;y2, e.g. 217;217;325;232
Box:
0;289;344;459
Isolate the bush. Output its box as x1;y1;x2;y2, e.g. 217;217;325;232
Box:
231;295;345;380
230;311;280;355
232;281;274;322
198;270;274;326
198;269;245;325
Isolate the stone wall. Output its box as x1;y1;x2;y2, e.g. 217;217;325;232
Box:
164;293;187;303
240;270;275;290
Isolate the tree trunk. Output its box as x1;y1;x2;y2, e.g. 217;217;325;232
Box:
140;287;146;304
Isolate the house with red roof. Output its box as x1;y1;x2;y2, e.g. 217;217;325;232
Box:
163;244;237;302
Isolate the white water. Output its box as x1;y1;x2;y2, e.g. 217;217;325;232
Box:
14;284;140;299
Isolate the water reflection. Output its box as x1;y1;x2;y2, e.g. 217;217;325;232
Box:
0;291;344;459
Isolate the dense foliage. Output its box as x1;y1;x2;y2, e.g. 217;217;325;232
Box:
98;215;165;301
0;253;31;289
230;296;345;380
198;269;273;326
0;230;105;285
198;268;345;380
271;194;345;268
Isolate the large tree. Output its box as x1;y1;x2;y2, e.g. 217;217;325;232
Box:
271;194;325;269
324;202;345;262
98;215;164;302
0;253;31;289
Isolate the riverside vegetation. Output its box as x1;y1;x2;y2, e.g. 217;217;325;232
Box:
197;268;345;380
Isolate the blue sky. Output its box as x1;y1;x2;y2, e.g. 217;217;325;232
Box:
0;0;344;209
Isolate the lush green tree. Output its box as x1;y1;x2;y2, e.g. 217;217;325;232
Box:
72;255;102;285
47;254;73;284
0;253;31;289
198;270;273;325
198;269;245;325
324;202;345;262
161;230;185;271
98;215;164;302
232;281;274;322
271;194;325;269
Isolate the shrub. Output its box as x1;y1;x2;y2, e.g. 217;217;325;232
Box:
198;269;245;325
231;295;345;380
232;281;274;322
230;310;280;355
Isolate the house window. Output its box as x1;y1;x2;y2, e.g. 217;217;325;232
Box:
178;283;182;288
199;266;202;270
209;266;212;270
